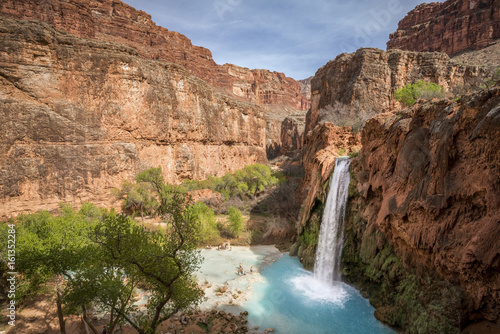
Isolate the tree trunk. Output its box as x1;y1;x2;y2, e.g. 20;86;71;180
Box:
56;275;66;334
81;304;99;334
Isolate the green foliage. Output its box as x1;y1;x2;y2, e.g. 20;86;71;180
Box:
395;81;445;106
11;193;205;334
228;206;244;237
182;164;281;200
190;202;220;244
348;148;360;158
113;167;187;218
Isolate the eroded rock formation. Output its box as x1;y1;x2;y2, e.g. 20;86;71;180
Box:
0;16;267;218
345;87;500;330
306;47;496;135
387;0;500;56
0;0;309;111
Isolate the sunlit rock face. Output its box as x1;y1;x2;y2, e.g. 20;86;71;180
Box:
0;0;310;110
387;0;500;56
0;16;267;218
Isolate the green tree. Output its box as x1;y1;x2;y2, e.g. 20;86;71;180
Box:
395;81;445;106
91;212;204;333
190;202;219;244
14;203;102;334
228;206;244;237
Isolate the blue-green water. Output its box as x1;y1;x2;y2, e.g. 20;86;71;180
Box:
244;254;396;334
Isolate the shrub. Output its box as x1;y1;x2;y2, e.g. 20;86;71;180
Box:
182;164;281;200
191;202;219;244
228;206;244;237
395;81;445;106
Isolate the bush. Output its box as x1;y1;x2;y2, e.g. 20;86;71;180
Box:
182;164;281;200
395;81;445;106
228;206;244;237
191;202;220;244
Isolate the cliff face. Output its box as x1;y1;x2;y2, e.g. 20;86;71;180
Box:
344;87;500;330
387;0;500;56
0;0;309;111
0;16;267;219
305;48;495;135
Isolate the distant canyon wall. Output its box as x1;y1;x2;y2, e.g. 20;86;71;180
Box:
305;48;496;136
0;0;310;112
0;16;267;219
387;0;500;55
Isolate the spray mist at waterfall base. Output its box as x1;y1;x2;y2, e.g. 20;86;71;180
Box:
244;254;395;334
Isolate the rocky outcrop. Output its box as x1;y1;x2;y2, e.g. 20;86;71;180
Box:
298;77;312;102
305;48;496;135
0;16;267;219
387;0;500;56
344;87;500;330
0;0;309;112
266;111;307;159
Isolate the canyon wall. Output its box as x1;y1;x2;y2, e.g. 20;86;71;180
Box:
0;16;267;219
0;0;310;111
305;47;496;136
387;0;500;56
343;86;500;331
0;0;310;161
296;86;500;331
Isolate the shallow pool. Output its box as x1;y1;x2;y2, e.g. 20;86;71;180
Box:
244;254;396;334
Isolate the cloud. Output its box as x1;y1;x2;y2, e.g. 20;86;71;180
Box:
122;0;444;79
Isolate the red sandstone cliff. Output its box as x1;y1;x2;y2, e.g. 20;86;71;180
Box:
0;16;267;219
387;0;500;56
348;87;500;328
305;47;496;136
0;0;310;112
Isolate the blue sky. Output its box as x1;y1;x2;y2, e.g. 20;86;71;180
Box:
122;0;441;80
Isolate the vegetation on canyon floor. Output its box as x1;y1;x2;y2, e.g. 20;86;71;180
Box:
0;160;303;333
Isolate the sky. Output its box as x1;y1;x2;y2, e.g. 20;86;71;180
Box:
122;0;442;80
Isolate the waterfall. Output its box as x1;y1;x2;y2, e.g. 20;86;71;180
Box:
313;157;351;284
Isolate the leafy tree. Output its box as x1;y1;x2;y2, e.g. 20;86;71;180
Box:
228;206;244;237
190;202;220;244
91;212;204;333
395;81;445;106
14;203;103;334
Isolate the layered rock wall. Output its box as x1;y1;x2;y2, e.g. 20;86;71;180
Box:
387;0;500;55
0;0;309;111
306;48;495;135
345;88;500;329
0;16;267;218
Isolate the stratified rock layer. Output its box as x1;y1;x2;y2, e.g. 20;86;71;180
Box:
387;0;500;55
306;48;495;136
348;87;500;328
0;16;267;218
0;0;309;111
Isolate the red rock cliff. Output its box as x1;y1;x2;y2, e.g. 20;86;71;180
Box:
347;87;500;329
0;0;310;112
0;16;267;219
305;47;495;136
387;0;500;55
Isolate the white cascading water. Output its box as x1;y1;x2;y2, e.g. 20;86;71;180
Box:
313;157;351;284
